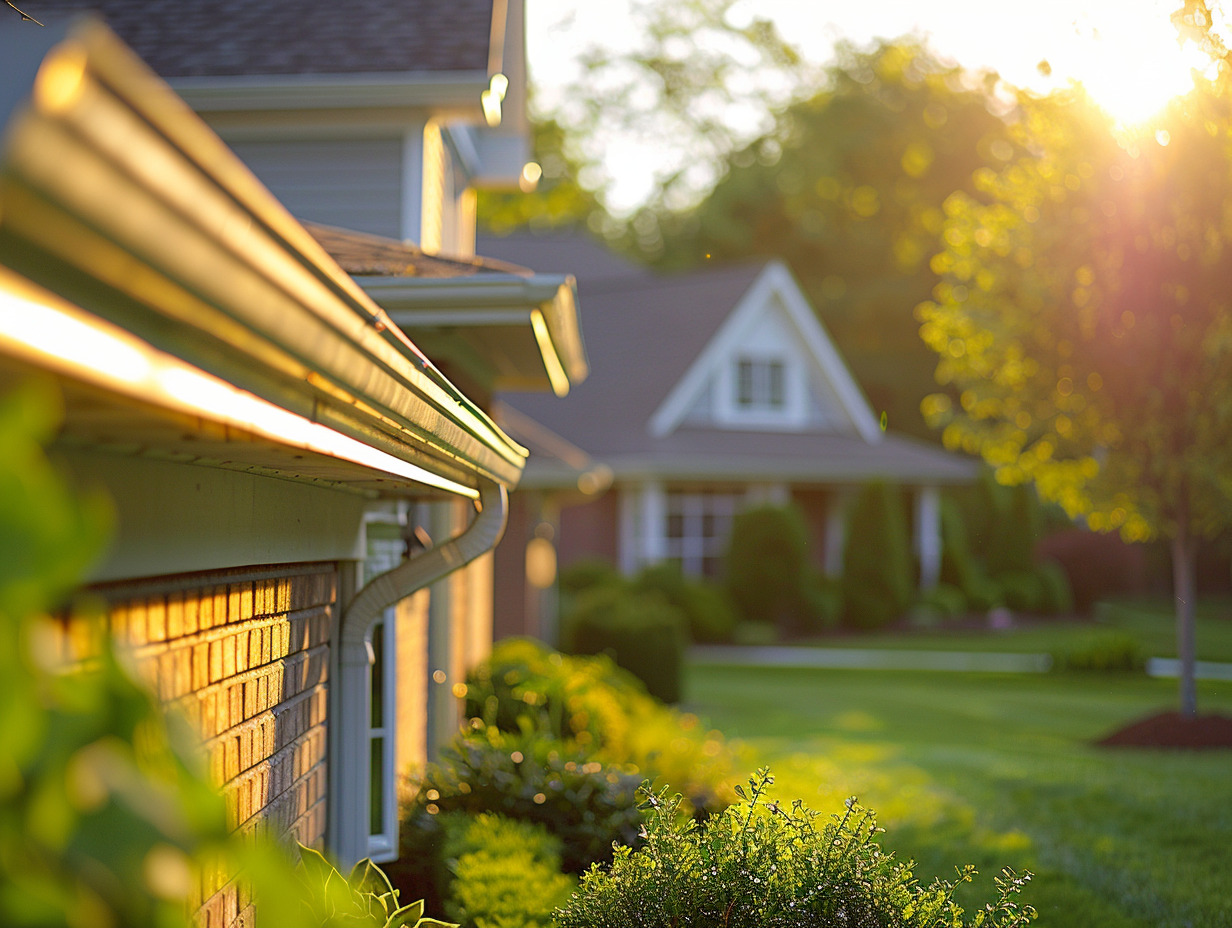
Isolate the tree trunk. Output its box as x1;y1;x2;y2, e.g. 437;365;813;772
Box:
1172;516;1198;719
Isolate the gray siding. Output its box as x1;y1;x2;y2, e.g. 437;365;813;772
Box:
230;138;405;239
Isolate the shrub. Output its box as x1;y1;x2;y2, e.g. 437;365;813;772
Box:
563;586;687;703
800;568;843;631
988;481;1041;578
842;482;914;629
911;582;967;626
723;504;814;636
439;814;574;928
407;724;644;874
1054;633;1146;672
1036;560;1075;614
464;639;739;819
633;562;738;644
996;570;1048;614
556;770;1036;928
558;558;624;596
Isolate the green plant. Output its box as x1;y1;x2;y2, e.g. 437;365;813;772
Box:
633;562;738;644
295;844;455;928
1035;560;1075;614
407;723;644;873
463;639;739;819
1054;633;1146;672
563;585;687;703
911;582;968;626
843;482;915;629
724;504;817;635
438;814;575;928
556;769;1036;928
0;382;235;928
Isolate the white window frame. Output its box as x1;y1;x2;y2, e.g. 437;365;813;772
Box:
716;351;807;429
664;489;739;578
359;505;407;862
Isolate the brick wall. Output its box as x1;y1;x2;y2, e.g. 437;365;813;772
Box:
89;563;337;928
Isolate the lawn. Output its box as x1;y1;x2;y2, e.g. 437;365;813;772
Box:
685;656;1232;926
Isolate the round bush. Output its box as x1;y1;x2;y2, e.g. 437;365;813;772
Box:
723;504;814;636
564;586;687;703
634;562;739;643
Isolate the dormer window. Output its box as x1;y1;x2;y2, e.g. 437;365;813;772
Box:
736;357;786;410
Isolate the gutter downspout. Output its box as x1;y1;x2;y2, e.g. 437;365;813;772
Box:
331;477;509;865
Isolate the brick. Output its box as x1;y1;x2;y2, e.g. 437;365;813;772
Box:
147;597;167;642
208;640;223;684
166;592;185;640
221;635;236;679
183;593;200;635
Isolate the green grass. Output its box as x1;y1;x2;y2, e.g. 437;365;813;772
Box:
791;596;1232;663
684;663;1232;928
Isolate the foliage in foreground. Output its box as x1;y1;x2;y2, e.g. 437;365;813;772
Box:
557;769;1036;928
295;844;455;928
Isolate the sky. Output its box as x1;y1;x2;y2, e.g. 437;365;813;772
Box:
525;0;1216;211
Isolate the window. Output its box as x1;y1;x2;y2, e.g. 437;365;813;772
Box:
367;616;396;855
665;490;738;578
735;357;786;410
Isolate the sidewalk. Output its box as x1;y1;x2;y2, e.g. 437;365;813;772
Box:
689;645;1053;673
690;645;1232;679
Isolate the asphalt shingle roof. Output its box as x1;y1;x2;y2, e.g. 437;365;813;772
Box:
480;233;976;486
28;0;496;77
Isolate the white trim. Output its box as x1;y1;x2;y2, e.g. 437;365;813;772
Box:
171;71;491;114
914;486;942;591
647;262;881;442
400;123;425;242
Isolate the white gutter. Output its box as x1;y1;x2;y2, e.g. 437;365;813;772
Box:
330;477;509;865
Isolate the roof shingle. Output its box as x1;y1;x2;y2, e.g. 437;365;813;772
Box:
27;0;496;77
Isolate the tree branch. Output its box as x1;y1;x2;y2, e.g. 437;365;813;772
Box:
4;1;44;26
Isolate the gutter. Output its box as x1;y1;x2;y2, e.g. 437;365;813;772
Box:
0;19;526;493
331;477;509;865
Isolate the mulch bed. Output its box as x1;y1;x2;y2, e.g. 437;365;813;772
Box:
1097;711;1232;749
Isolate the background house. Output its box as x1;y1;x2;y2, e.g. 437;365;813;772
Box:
481;234;976;641
1;3;585;924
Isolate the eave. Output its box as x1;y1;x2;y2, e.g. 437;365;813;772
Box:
0;19;526;499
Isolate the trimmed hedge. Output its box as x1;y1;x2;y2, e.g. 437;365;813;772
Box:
724;504;821;636
633;562;739;644
842;482;914;629
563;586;687;703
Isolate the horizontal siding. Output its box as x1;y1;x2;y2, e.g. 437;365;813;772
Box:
230;138;404;239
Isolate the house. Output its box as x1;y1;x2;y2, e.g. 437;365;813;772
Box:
480;234;977;640
0;4;585;925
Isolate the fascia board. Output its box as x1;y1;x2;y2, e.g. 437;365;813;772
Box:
0;20;524;493
762;261;883;442
361;274;588;387
170;70;490;117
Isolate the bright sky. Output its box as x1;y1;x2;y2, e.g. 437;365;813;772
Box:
526;0;1215;210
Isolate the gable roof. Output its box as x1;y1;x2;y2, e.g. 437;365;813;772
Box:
483;234;977;487
26;0;500;77
648;261;881;442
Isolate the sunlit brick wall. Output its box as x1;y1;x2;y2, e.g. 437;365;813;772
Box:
91;563;336;928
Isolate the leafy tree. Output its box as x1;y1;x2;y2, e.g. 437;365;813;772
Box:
548;0;812;219
917;81;1232;717
477;117;607;235
653;40;1017;438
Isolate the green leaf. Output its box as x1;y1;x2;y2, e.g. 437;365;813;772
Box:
387;900;429;927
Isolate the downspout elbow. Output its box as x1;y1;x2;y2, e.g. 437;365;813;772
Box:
341;478;509;654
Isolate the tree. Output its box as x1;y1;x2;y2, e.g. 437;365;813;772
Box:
917;81;1232;717
477;117;608;236
651;40;1018;438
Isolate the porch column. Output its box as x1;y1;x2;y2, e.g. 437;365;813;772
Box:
618;481;666;573
822;490;849;579
914;485;942;591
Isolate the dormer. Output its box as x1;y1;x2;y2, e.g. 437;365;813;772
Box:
650;262;882;441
